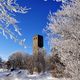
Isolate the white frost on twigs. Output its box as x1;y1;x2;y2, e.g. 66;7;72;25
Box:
0;0;28;48
46;0;80;80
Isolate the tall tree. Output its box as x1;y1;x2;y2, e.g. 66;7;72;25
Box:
0;0;29;48
49;47;65;77
46;0;80;80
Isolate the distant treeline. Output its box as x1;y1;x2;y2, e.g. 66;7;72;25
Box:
0;48;65;77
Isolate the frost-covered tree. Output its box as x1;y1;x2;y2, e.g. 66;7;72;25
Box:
46;0;80;80
0;0;29;48
8;51;29;69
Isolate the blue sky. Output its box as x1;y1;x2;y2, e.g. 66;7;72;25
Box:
0;0;62;60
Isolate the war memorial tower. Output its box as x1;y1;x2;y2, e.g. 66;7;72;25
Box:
33;35;44;72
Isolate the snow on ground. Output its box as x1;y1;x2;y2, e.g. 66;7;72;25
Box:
0;69;7;72
0;70;71;80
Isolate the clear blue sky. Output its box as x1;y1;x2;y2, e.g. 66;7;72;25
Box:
0;0;62;60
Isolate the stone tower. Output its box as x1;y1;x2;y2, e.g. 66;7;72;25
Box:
33;35;44;72
33;35;43;55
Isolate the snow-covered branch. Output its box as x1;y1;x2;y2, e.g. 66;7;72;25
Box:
0;0;29;48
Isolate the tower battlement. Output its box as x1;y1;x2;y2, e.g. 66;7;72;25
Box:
33;35;43;54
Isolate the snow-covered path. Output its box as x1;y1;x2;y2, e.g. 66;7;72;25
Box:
0;70;71;80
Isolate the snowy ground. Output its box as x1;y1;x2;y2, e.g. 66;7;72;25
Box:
0;70;71;80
